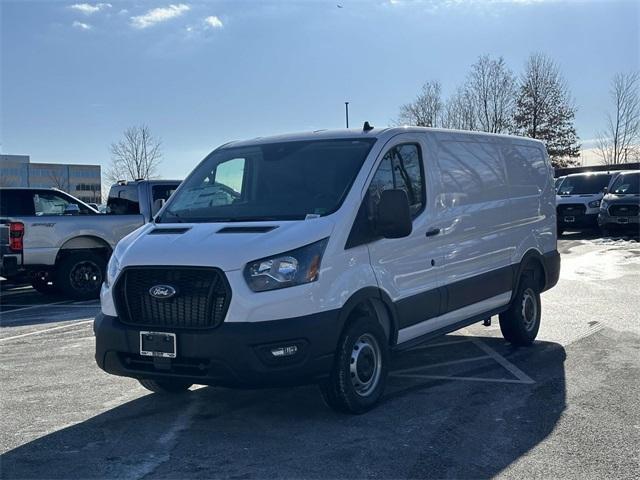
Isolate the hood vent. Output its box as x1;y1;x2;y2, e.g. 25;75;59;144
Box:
148;227;191;235
217;226;278;234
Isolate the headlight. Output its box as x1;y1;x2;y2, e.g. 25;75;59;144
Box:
105;255;121;288
588;200;601;208
244;238;328;292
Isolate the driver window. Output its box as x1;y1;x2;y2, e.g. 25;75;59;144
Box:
368;144;425;219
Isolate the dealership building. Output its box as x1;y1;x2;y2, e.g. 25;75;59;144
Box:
0;154;102;203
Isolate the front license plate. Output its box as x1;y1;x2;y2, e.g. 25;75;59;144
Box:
140;331;176;358
617;217;629;224
564;216;575;223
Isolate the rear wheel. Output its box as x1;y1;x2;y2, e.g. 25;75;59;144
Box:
55;251;106;300
499;276;541;346
139;378;193;393
31;272;58;295
319;316;389;414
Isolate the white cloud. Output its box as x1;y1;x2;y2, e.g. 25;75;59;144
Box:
118;9;129;15
69;3;112;15
72;21;93;30
130;4;191;29
204;15;223;29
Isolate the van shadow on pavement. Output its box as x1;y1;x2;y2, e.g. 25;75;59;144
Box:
1;336;566;479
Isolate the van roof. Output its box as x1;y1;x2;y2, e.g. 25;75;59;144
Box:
220;126;546;149
564;171;616;178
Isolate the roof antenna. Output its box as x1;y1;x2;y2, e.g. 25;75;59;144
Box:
363;121;374;132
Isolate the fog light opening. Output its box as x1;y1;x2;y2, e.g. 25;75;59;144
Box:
270;345;298;358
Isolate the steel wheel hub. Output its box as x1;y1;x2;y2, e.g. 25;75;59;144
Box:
350;333;382;397
521;288;538;332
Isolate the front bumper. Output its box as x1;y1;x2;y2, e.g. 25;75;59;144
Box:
94;310;343;388
598;212;640;230
557;213;598;229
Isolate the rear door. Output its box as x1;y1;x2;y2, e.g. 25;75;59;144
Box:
365;134;445;340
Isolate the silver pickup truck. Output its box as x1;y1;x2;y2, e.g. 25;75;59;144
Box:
0;180;180;299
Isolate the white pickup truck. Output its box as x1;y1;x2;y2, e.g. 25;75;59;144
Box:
0;179;180;299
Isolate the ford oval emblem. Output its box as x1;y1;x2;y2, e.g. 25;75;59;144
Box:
149;285;177;299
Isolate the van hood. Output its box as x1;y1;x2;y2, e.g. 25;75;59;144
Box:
116;218;335;272
556;193;603;205
603;193;640;205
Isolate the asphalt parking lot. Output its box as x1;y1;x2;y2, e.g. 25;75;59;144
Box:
1;234;639;479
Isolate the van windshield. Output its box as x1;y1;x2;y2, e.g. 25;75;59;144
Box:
558;174;611;195
160;139;376;223
609;173;639;194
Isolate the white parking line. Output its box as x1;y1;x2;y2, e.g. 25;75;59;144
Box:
470;338;535;384
393;374;533;385
392;355;492;375
0;320;93;343
0;300;72;314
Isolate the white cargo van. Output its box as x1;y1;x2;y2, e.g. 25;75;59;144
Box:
95;126;560;413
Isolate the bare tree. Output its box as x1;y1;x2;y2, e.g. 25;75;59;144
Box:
48;168;69;191
441;86;476;131
513;53;580;167
596;72;640;165
396;80;443;127
465;55;517;134
107;125;162;184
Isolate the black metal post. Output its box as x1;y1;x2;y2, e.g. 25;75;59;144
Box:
345;102;349;128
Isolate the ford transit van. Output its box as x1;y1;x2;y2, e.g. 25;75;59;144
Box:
94;126;560;413
556;172;613;234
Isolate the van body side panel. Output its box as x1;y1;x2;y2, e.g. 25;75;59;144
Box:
504;142;557;264
430;132;514;303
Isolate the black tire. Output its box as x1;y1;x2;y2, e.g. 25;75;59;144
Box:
499;276;541;346
31;274;58;295
55;251;106;300
139;378;193;393
319;316;389;414
600;227;611;238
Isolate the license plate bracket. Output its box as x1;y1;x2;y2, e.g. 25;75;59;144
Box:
140;331;176;358
564;216;575;223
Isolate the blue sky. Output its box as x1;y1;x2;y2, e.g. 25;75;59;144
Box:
1;0;638;179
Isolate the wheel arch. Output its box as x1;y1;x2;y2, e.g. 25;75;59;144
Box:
55;236;112;264
337;287;399;347
514;249;547;294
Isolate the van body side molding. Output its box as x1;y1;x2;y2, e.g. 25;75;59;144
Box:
396;292;512;344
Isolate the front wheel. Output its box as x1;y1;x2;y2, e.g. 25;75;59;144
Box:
139;379;193;393
319;316;389;414
499;276;541;346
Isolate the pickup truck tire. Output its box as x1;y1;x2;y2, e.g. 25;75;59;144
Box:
139;379;192;393
55;251;106;300
499;276;541;346
319;316;389;414
31;276;58;295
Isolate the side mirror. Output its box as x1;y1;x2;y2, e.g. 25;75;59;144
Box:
602;186;608;194
376;189;412;239
152;198;165;216
64;204;80;216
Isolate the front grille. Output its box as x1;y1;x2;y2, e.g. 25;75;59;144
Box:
114;267;231;329
609;204;639;216
557;204;586;216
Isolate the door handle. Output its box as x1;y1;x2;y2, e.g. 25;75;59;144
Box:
425;228;440;238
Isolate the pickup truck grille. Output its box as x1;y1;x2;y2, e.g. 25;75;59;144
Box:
114;267;231;329
609;204;639;216
557;204;586;216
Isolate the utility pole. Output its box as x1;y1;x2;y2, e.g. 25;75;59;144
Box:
345;102;349;128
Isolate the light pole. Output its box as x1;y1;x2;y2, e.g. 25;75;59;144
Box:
345;102;349;128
